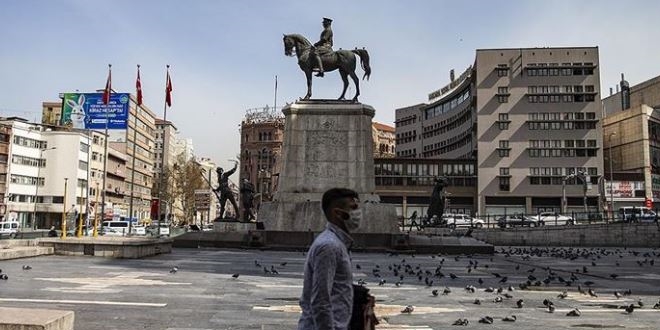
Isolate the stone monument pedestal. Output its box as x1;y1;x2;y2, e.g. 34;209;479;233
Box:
258;100;398;234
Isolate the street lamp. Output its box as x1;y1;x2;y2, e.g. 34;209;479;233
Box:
32;146;56;230
608;132;616;223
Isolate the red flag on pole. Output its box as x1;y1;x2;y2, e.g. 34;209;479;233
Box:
136;65;143;106
102;64;112;105
165;66;173;107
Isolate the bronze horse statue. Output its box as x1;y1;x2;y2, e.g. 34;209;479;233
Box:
283;34;371;102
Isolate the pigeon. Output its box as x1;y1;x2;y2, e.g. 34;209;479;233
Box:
450;273;458;279
566;308;581;317
614;291;622;299
588;289;598;297
263;267;271;275
624;304;635;314
502;315;517;322
443;287;451;295
485;287;495;293
494;296;503;303
395;281;403;287
270;266;279;275
22;265;32;271
478;278;484;285
653;300;660;309
473;298;482;305
280;262;288;267
431;289;438;297
401;305;414;314
378;279;386;286
557;291;568;299
543;299;553;307
356;264;361;270
169;266;178;274
478;316;494;324
584;281;595;286
610;273;618;280
637;299;644;307
231;273;240;279
516;299;524;308
499;276;508;283
254;260;261;267
452;318;469;326
0;274;7;280
548;304;556;313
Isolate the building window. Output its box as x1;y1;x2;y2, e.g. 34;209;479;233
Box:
500;167;509;176
497;140;510;157
78;160;88;171
496;65;508;77
497;113;510;130
499;177;510;191
497;87;509;103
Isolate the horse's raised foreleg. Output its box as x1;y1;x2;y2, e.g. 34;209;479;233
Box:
338;71;349;100
349;70;360;102
304;70;312;100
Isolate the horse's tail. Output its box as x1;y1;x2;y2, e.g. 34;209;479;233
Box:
352;48;371;81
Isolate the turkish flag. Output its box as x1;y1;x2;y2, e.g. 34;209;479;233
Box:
136;66;143;106
165;69;173;107
102;66;112;105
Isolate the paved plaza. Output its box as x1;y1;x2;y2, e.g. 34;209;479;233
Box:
0;246;659;329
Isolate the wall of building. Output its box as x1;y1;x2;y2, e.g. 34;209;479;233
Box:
239;120;284;201
394;104;424;158
476;47;603;214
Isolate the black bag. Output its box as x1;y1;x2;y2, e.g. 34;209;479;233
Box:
350;284;378;330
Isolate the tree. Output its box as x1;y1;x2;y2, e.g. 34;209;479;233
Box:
171;154;206;224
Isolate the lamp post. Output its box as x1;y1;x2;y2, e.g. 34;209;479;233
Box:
93;182;99;237
608;132;616;223
61;178;68;239
32;146;56;230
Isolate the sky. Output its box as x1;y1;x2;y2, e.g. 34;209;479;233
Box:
1;0;660;170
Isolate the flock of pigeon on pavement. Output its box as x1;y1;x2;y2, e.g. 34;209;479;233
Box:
353;246;660;326
213;246;660;326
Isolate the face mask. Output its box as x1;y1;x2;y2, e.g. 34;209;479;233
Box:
340;208;362;231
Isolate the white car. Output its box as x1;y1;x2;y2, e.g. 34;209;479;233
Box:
528;212;575;225
442;214;485;228
130;225;146;236
0;220;19;238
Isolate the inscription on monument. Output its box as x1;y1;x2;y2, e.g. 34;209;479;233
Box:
305;130;347;162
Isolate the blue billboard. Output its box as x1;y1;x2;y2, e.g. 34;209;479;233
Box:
61;93;130;130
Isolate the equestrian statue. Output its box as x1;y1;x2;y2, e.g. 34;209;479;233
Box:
283;17;371;102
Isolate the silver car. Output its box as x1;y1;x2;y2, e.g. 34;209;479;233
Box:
442;214;485;229
528;212;575;225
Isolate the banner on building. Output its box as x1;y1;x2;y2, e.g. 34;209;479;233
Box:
61;93;130;129
606;181;644;198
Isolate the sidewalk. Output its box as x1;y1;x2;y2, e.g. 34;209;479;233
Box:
0;239;53;260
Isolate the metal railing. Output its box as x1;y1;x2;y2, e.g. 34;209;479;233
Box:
399;210;659;232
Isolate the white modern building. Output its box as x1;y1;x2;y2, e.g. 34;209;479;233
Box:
1;118;89;229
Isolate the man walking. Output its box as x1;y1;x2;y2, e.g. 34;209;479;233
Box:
298;188;361;330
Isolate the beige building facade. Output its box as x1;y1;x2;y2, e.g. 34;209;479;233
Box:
373;122;396;158
395;47;604;215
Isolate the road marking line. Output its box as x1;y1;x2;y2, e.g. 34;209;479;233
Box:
0;298;166;307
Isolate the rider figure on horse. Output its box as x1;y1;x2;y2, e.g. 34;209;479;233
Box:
312;17;333;77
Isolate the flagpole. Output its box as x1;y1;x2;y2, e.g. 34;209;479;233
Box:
100;64;111;232
128;64;140;236
274;75;278;111
156;65;170;234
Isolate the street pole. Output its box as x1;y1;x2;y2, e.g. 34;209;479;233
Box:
561;177;567;214
100;65;111;232
77;177;84;237
608;132;616;223
207;168;212;225
93;182;99;237
61;178;68;239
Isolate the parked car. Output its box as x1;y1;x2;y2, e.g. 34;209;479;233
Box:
497;214;543;228
442;214;486;229
0;220;19;239
528;212;575;225
618;207;657;223
101;221;130;236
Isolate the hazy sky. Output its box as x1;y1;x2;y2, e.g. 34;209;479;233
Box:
1;0;659;170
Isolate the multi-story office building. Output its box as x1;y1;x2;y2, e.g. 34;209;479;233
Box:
395;47;603;215
0;117;89;228
154;119;178;173
372;122;396;158
603;74;660;207
0;123;11;219
43;94;157;222
104;145;127;217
